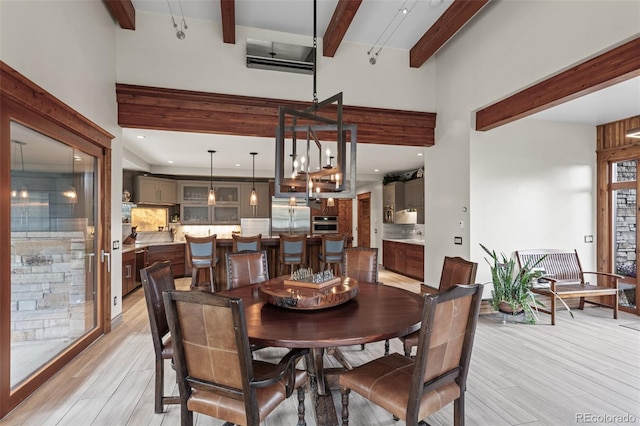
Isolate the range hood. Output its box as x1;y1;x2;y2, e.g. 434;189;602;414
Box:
395;209;417;225
246;39;314;75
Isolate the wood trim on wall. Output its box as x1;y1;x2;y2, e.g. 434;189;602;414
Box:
0;62;114;147
476;37;640;131
116;84;436;147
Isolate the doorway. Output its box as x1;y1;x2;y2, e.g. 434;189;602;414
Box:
357;192;371;247
610;159;639;315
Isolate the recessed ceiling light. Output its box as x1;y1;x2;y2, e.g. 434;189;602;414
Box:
417;153;423;157
235;163;241;167
168;160;173;164
136;135;145;139
374;169;379;172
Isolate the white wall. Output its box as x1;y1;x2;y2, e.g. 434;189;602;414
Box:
427;0;640;290
116;11;436;112
1;1;123;318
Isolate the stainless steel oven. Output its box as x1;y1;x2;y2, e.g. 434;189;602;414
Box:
312;216;339;234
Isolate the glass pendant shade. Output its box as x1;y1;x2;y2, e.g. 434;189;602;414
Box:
64;187;78;204
249;152;258;207
207;149;216;206
327;197;335;207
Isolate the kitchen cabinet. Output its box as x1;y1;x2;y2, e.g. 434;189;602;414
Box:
240;182;270;218
135;176;177;204
383;240;424;280
122;250;137;297
147;244;185;277
383;181;404;207
403;178;424;224
179;181;242;224
337;199;352;237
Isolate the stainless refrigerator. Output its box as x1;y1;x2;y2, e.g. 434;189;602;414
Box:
270;197;311;235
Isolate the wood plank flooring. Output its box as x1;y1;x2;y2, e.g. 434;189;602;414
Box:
1;271;639;426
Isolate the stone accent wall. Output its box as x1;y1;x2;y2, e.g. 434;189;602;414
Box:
615;161;637;278
11;231;89;342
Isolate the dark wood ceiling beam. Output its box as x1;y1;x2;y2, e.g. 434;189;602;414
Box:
323;0;362;57
116;84;435;147
476;37;640;131
103;0;135;30
409;0;490;68
220;0;235;44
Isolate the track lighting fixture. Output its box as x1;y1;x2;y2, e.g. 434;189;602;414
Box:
367;0;418;65
167;0;188;40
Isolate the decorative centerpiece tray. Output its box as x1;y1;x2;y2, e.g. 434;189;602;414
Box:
258;276;359;310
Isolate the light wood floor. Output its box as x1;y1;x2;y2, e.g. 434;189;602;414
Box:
2;271;639;426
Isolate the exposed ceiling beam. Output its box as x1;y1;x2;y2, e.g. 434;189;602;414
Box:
323;0;362;57
476;37;640;131
116;84;436;147
220;0;235;44
409;0;490;68
103;0;135;30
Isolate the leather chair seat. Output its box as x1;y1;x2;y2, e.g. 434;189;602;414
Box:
188;361;307;425
339;353;460;421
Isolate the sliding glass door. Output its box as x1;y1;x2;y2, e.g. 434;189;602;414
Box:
9;121;100;388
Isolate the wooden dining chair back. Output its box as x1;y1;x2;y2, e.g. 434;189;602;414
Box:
401;255;478;357
343;247;379;283
225;250;269;290
162;289;309;426
438;256;478;292
185;234;217;291
140;261;180;413
319;233;348;275
279;233;307;275
339;284;484;426
232;233;262;252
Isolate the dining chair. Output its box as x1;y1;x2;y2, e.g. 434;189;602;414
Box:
339;283;484;426
162;289;309;426
279;233;307;275
400;256;478;357
343;247;389;355
185;234;217;291
318;233;347;275
140;261;180;414
232;233;262;252
225;249;269;290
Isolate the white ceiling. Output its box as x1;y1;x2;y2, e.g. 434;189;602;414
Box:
122;0;640;181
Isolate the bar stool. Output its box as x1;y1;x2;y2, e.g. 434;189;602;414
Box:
318;233;347;275
232;233;262;253
185;234;217;291
278;233;307;275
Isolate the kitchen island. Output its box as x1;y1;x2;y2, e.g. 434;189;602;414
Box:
382;238;425;281
123;235;352;293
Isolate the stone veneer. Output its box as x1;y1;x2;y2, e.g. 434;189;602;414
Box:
11;231;90;342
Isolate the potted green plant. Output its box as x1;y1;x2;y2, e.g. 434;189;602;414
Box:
480;244;547;323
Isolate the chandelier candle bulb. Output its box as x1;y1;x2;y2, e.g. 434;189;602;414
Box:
326;148;331;165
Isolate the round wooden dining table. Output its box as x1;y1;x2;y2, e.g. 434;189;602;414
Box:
219;276;424;394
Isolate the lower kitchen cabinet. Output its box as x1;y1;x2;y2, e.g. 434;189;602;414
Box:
147;244;185;277
122;250;137;297
382;240;424;281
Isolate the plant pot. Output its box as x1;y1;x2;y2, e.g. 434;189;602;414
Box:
498;301;524;314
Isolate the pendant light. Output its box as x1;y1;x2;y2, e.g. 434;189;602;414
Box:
63;148;78;204
249;152;258;210
11;141;29;201
207;150;216;206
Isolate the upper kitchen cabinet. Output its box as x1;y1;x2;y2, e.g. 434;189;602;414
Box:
135;176;177;205
404;178;425;224
383;181;404;208
240;182;270;218
179;182;209;204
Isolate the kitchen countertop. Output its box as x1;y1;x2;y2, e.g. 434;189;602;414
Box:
383;238;425;246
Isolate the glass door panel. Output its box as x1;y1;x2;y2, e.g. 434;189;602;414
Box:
10;122;98;389
612;160;637;312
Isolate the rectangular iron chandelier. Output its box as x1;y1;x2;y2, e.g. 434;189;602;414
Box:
274;92;357;205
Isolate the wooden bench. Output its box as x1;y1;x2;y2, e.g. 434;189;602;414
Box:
516;249;621;325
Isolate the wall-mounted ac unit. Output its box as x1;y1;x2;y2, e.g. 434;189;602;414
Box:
246;39;314;75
